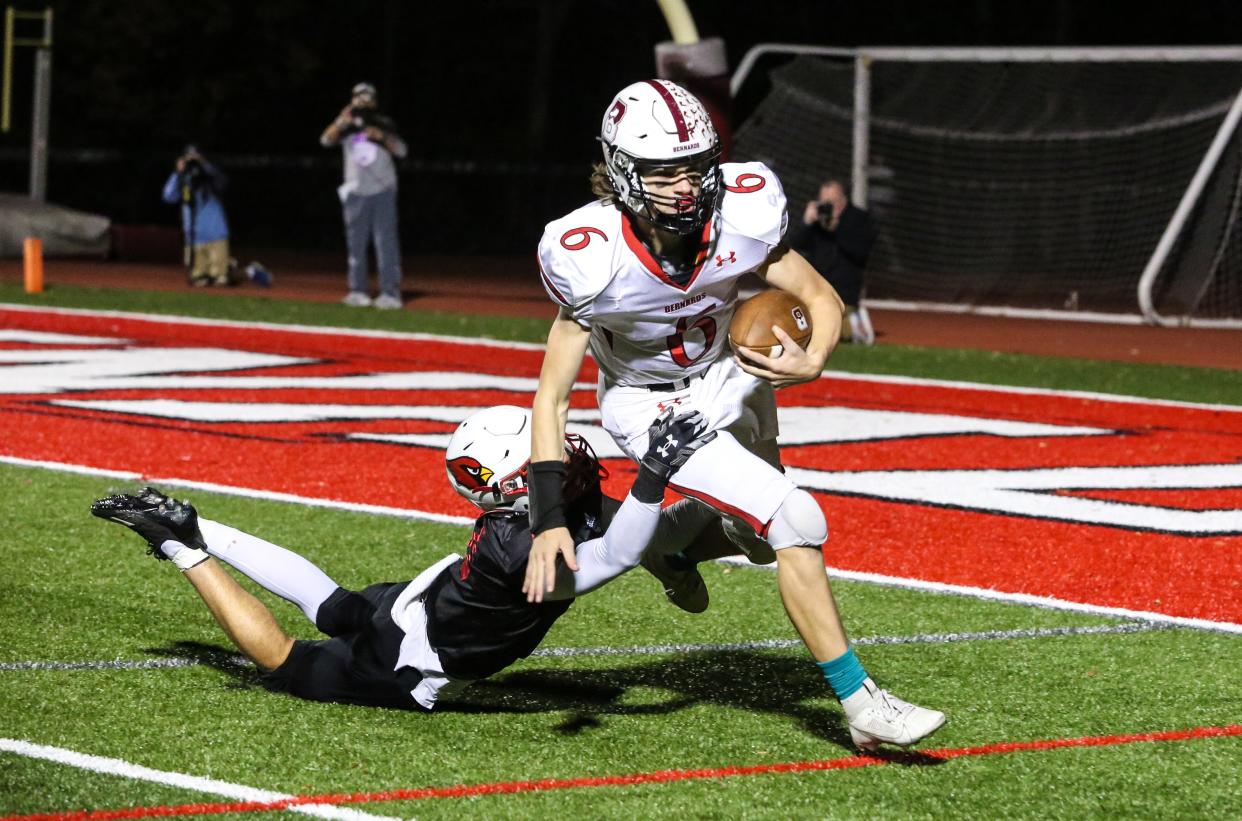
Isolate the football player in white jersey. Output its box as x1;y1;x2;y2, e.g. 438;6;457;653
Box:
524;79;945;751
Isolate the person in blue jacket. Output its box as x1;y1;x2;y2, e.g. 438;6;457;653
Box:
161;145;232;286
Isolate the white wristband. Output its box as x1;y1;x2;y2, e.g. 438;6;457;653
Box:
172;547;210;571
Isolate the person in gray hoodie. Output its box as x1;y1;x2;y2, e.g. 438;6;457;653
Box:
320;82;408;309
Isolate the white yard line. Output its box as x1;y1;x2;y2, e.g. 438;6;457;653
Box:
0;622;1171;672
530;621;1167;656
0;738;402;821
0;658;210;672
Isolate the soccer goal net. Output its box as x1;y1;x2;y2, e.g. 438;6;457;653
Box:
731;46;1242;325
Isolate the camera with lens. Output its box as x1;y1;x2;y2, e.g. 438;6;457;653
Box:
178;146;207;191
341;106;383;137
350;106;379;126
816;201;834;217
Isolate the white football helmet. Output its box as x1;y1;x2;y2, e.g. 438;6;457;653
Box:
445;405;607;513
600;79;722;235
445;405;533;513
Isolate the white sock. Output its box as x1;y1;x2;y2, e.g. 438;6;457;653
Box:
197;518;340;624
158;539;210;572
840;678;880;721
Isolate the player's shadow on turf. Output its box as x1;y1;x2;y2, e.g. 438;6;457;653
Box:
445;649;933;756
146;641;268;691
146;642;945;762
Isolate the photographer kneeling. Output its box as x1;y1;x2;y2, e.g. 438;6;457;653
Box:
789;177;878;344
161;146;232;287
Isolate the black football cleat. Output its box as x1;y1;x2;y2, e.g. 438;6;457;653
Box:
90;487;207;558
640;551;709;614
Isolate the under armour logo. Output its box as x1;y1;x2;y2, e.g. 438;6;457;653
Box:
656;433;679;457
715;251;737;267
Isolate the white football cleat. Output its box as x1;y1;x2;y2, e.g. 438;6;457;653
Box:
847;680;946;751
847;305;876;346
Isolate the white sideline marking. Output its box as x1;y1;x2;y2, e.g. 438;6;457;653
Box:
866;298;1242;330
0;622;1168;672
718;557;1242;635
5;449;1237;632
865;298;1150;325
0;738;401;821
0;301;548;350
0;454;474;526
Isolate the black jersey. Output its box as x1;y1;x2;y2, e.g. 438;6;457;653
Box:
424;490;617;681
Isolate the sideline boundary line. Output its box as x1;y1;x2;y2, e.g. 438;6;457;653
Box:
0;455;474;526
0;302;548;350
5;725;1239;820
866;298;1242;331
0;740;398;821
0;622;1168;673
2;453;1234;631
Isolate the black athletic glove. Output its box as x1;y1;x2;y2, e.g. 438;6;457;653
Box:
631;409;717;503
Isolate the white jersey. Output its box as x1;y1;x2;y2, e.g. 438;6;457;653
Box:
538;161;789;387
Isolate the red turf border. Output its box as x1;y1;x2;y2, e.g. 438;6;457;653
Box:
6;724;1240;821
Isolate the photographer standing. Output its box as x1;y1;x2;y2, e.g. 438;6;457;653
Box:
320;82;408;310
161;146;231;287
789;177;878;344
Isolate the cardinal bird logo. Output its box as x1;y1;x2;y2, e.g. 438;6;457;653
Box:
448;456;493;490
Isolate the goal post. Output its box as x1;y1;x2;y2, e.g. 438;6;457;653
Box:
731;45;1242;327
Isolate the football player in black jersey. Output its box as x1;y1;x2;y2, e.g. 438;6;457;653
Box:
89;406;715;711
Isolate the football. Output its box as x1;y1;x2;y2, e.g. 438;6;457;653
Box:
728;289;813;358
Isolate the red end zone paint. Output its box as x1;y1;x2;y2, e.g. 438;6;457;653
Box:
6;725;1239;821
2;307;1241;625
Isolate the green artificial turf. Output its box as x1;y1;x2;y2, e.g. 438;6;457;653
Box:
2;284;1240;818
2;464;1240;819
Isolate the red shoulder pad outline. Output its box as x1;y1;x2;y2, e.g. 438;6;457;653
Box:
537;255;572;308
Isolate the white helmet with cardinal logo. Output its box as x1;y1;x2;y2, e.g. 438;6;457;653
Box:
445;405;606;514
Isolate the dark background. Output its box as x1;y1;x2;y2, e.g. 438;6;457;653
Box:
2;0;1240;255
